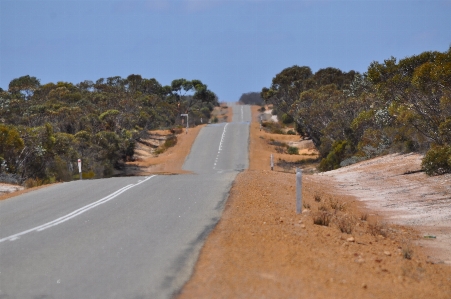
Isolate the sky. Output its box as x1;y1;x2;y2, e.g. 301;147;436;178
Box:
1;0;450;101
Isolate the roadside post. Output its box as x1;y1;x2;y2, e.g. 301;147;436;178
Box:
270;154;274;171
78;159;82;180
296;168;302;214
181;114;188;134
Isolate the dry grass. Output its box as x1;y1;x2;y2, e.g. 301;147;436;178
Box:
313;211;331;226
402;241;414;260
335;215;356;234
367;220;389;237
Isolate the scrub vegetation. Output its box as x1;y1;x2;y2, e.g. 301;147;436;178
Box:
0;75;218;184
261;47;451;175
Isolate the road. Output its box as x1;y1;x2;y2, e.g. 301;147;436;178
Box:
0;103;251;299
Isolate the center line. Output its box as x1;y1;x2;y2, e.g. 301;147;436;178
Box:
0;176;156;243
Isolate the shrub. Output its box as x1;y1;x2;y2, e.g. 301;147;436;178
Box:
329;199;346;211
163;137;177;148
313;211;331;226
367;220;388;237
287;146;299;155
318;140;349;171
402;242;413;260
421;144;451;175
275;147;284;154
336;215;355;234
287;129;296;135
281;113;294;124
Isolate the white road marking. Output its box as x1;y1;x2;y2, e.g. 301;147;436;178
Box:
214;123;229;170
0;176;156;243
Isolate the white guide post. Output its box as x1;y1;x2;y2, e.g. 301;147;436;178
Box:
78;159;82;180
296;168;302;214
270;154;274;171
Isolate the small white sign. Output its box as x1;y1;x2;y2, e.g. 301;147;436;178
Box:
77;159;82;173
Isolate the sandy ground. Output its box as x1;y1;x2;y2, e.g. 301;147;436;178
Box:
125;125;205;175
176;105;451;298
317;153;451;264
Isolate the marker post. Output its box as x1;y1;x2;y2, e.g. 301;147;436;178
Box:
78;159;82;180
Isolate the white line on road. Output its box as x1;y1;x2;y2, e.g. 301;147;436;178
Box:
214;123;229;170
0;176;156;243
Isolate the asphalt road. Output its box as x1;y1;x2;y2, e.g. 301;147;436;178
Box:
0;103;251;299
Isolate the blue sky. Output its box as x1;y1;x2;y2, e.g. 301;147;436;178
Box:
1;0;450;101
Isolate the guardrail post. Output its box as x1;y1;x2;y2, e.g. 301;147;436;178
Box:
270;154;274;171
78;159;82;180
296;168;302;214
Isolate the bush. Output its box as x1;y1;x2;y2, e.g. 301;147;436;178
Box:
318;140;349;171
281;113;294;124
313;211;331;226
422;145;451;175
287;146;299;155
287;129;296;135
163;137;177;148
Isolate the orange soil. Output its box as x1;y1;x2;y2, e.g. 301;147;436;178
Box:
176;107;451;298
126;125;205;175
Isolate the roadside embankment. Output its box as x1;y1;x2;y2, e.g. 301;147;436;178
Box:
176;105;451;298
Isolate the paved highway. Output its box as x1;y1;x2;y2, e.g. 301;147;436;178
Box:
0;103;251;299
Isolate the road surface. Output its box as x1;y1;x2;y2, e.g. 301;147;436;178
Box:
0;103;251;299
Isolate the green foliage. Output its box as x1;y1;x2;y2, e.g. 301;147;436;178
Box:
287;146;299;155
0;125;24;173
319;140;349;171
263;47;450;176
0;74;217;183
421;145;451;175
281;113;293;124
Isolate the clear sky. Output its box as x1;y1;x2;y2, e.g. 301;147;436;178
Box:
1;0;450;101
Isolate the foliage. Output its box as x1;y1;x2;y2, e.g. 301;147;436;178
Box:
262;47;451;175
318;140;350;171
0;74;218;184
287;146;299;155
238;92;264;105
421;145;451;175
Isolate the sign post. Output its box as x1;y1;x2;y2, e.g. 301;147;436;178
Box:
78;159;82;180
296;168;302;214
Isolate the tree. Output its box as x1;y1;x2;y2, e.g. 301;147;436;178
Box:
261;65;313;119
239;92;264;105
8;75;41;100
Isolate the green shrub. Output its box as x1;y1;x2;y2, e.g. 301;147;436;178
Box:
287;129;296;135
164;137;177;148
281;113;294;124
318;140;349;171
422;145;451;175
287;146;299;155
